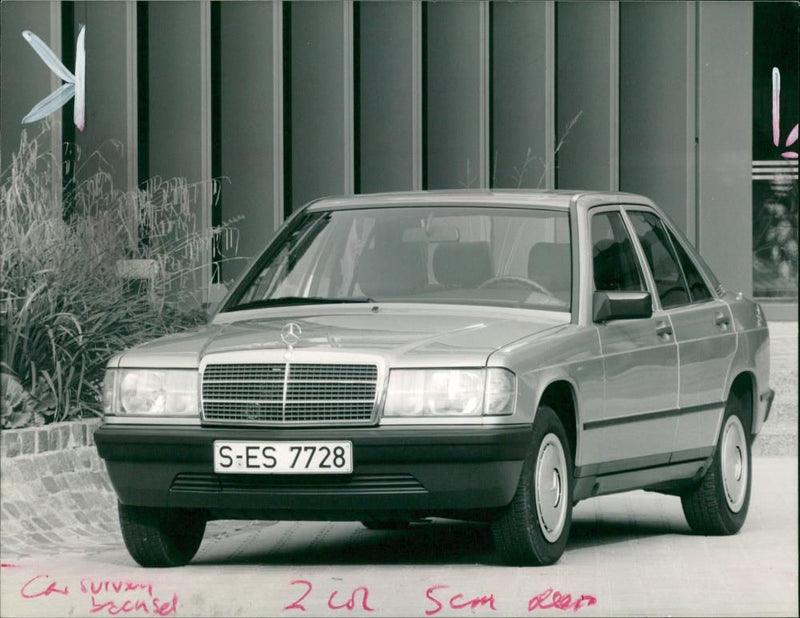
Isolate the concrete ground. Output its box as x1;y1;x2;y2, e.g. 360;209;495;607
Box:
753;321;798;456
1;457;796;617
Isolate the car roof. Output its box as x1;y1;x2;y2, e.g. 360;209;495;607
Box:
305;189;656;211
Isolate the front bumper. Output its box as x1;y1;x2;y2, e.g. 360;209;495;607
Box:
95;423;531;519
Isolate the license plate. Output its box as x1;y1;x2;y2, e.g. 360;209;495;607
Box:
213;441;353;474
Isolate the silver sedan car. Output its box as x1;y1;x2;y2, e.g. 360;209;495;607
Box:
96;190;774;567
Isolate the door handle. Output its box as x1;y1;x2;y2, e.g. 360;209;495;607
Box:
714;312;730;329
656;321;673;338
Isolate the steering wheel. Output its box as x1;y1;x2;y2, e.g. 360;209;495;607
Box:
478;276;553;297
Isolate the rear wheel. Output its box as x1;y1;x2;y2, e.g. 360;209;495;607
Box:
118;503;206;567
492;406;573;566
681;393;751;535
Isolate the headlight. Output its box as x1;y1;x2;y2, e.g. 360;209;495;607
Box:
103;369;199;416
383;368;516;418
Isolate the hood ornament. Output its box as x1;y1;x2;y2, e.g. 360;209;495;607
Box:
281;322;302;348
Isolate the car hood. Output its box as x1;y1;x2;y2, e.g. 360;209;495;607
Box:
114;304;569;368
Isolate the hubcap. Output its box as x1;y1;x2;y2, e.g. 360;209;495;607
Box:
535;434;568;542
721;415;748;512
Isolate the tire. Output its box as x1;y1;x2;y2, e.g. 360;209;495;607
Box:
491;406;573;566
118;503;206;567
681;393;751;535
361;520;410;531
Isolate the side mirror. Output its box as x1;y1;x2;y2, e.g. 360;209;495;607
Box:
593;291;652;323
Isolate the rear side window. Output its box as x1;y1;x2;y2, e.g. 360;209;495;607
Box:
590;211;645;292
666;228;713;302
627;211;690;308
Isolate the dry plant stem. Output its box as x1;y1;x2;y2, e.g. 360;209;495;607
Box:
508;111;584;189
1;126;242;427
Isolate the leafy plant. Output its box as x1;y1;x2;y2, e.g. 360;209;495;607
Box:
1;127;241;427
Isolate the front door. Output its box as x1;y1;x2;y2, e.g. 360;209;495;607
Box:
582;209;680;474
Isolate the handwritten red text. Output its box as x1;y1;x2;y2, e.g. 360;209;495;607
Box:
425;585;497;616
20;575;69;599
284;579;374;612
528;588;597;612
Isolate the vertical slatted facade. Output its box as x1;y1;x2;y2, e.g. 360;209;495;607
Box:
1;0;791;312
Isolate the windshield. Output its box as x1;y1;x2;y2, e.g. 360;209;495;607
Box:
226;206;572;312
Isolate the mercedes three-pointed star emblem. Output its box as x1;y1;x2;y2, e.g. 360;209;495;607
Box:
280;322;302;348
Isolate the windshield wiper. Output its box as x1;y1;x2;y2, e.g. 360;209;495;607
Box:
225;296;375;312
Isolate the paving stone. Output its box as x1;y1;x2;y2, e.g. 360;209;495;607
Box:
19;520;35;532
76;449;93;469
40;476;59;494
58;425;72;450
46;513;66;529
48;427;62;451
36;429;50;453
2;462;25;485
57;451;75;473
2;432;21;458
3;502;21;518
74;511;90;525
20;431;36;455
69;492;89;512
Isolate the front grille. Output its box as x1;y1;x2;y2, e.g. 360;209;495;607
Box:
201;363;378;426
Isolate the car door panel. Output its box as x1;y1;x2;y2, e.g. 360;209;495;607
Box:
587;315;679;469
624;208;737;461
581;208;679;471
669;300;736;456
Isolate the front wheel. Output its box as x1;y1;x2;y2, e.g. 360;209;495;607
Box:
118;503;206;567
491;406;573;566
681;393;752;535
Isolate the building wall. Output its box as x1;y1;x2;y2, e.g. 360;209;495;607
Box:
1;1;62;182
1;0;794;308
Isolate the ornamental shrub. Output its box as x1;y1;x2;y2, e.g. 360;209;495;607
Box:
1;128;240;428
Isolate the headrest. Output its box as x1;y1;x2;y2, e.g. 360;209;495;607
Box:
358;244;426;298
433;242;493;287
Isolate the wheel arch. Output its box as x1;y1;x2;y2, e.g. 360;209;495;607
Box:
536;379;578;464
727;371;756;435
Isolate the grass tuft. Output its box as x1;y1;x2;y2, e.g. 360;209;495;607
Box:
1;127;241;428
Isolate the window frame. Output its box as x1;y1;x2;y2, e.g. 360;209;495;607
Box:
621;206;720;310
587;205;650;297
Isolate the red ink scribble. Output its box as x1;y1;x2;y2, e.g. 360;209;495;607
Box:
80;579;154;598
20;574;70;598
425;585;497;616
284;580;313;612
528;588;597;612
327;586;374;612
1;563;20;568
89;593;178;616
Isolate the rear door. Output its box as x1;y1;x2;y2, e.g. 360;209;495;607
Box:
625;209;736;462
583;208;679;473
